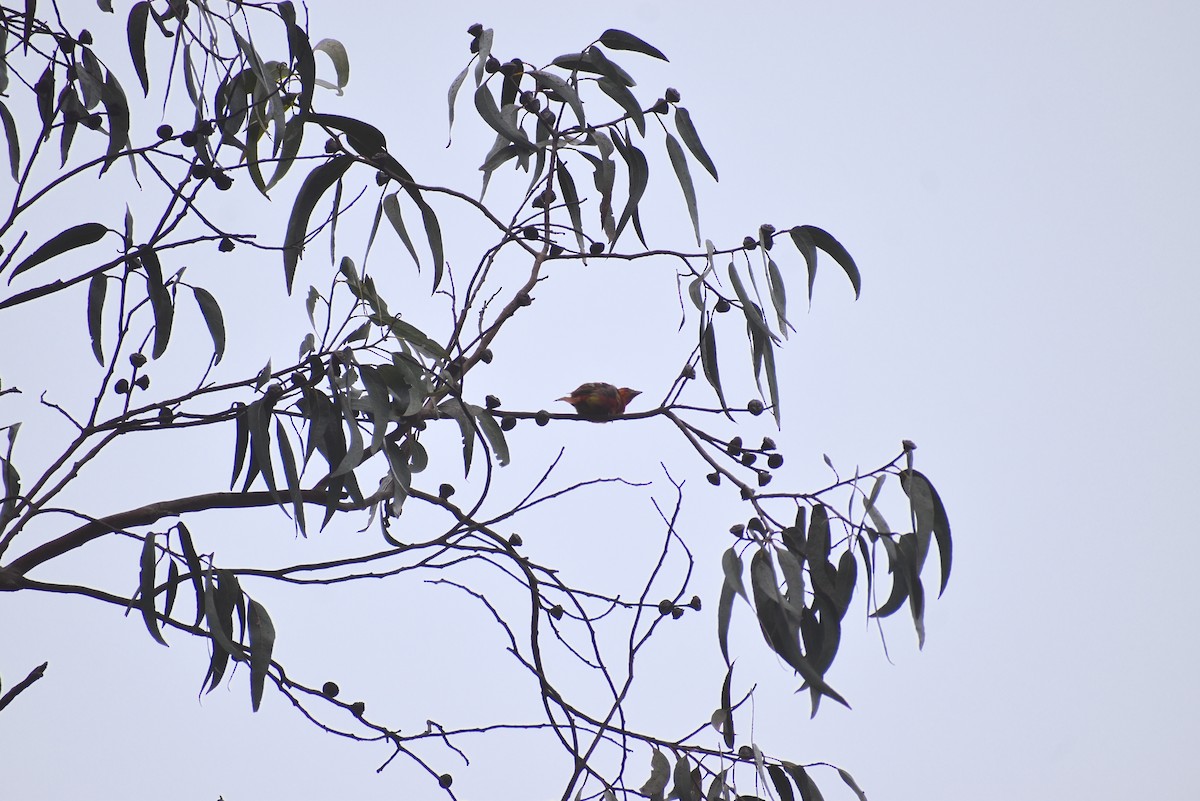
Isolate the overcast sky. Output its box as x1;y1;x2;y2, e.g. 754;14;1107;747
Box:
2;1;1197;800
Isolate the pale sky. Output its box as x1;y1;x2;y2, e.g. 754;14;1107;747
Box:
1;2;1197;800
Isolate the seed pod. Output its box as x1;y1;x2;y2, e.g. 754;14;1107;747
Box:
767;453;784;469
485;394;501;409
500;415;517;431
321;681;339;698
156;124;174;140
747;399;764;416
535;410;550;426
714;298;731;313
664;87;681;103
657;600;673;615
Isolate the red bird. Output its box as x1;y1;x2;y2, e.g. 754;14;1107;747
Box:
557;382;641;422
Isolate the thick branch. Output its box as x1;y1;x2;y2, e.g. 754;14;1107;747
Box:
5;489;345;577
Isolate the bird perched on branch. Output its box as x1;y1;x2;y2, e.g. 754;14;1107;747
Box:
557;382;641;422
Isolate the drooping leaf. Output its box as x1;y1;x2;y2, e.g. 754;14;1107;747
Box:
555;162;586;254
900;469;953;596
87;273;106;364
719;665;735;748
446;64;470;139
728;263;778;344
470;405;510;467
312;38;350;94
139;530;167;646
247;599;276;712
275;419;305;535
767;764;796;801
638;749;671;799
721;546;748;601
0;100;20;180
100;70;130;173
229;403;249;490
784;764;826;801
141;248;173;359
9;222;107;280
33;65;53;139
474;84;533;152
191;286;225;365
837;769;868;801
162;559;180;622
529;69;586;129
791;225;861;299
597;29;668;61
674;107;718;181
176;522;204;627
699;319;732;417
766;258;790;338
611;131;649;244
283;154;353;293
597;76;645;136
126;2;151;96
664;132;700;246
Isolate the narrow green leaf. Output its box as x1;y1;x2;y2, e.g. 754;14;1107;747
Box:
767;765;796;801
674;107;718;180
611;132;649;245
727;263;778;344
472;28;493;87
229;403;249;490
598;29;668;61
437;399;476;477
9;222;107;280
788;226;818;302
192;286;225;365
126;2;150;96
530;69;586;128
33;65;53;139
446;64;470;138
275;419;305;535
837;769;869;801
87;273;106;364
313;38;350;92
719;666;735;748
139;530;167;646
639;749;671;798
664;132;700;245
793;225;861;299
381;191;421;268
766;258;790;338
163;558;180;622
721;546;748;601
141;248;173;359
473;84;533;152
176;522;204;627
700;319;731;416
283;154;353;293
247;599;275;712
21;0;35;51
0;100;20;180
900;469;953;596
555;162;586;254
717;580;735;667
100;70;130;173
597;77;644;135
470;405;510;467
784;764;826;801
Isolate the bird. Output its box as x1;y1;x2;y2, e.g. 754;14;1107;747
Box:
556;382;641;422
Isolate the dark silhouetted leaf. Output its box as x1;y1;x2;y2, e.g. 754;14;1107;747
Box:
229;403;249;490
139;530;167;646
664;132;700;245
126;2;150;96
10;222;107;281
247;599;275;711
141;248;173;359
470;405;510;467
100;71;130;173
639;749;670;799
34;65;53;139
900;469;953;596
276;419;305;535
674;107;717;181
719;665;735;748
611;131;649;244
87;273;106;364
784;764;826;801
700;319;732;417
283;154;353;293
446;64;470;140
176;522;204;627
530;69;586;128
473;84;533;152
191;286;225;365
555;162;585;253
837;769;868;801
767;258;790;338
598;29;668;61
597;76;644;136
767;765;795;801
790;225;861;299
0;101;20;180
